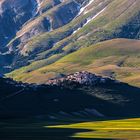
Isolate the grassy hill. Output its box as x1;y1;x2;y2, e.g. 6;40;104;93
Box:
3;0;140;76
8;39;140;87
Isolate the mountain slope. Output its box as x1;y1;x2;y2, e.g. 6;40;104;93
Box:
8;39;140;87
1;0;140;75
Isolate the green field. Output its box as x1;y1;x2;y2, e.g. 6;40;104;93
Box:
1;117;140;140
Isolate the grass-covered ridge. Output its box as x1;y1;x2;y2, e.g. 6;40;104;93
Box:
8;39;140;87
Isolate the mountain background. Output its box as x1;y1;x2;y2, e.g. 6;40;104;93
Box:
0;0;140;87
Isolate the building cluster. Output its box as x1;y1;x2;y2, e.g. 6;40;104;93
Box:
46;71;109;86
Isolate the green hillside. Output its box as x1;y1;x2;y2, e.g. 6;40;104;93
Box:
8;39;140;87
5;0;140;77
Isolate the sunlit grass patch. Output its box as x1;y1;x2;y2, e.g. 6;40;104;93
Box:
48;118;140;139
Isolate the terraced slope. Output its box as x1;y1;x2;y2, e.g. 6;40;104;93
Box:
8;39;140;87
